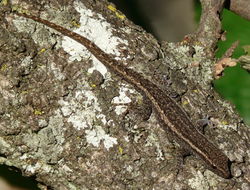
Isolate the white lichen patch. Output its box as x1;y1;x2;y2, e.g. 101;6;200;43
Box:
20;56;32;68
0;137;14;153
217;99;234;114
111;85;135;115
23;162;53;174
176;45;190;55
61;1;129;76
38;119;48;128
124;136;130;142
85;125;117;150
25;162;41;173
145;133;164;160
58;84;117;150
13;17;58;48
193;45;204;56
0;74;15;99
218;123;237;131
125;165;133;173
49;62;66;81
188;171;209;190
20;153;28;160
59;88;102;130
97;114;108;125
61;164;73;173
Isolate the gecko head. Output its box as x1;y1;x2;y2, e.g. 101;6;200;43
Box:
210;156;232;179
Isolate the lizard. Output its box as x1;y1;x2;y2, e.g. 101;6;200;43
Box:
14;11;232;179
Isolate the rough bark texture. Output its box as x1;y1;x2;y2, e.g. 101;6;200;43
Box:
0;0;250;189
228;0;250;21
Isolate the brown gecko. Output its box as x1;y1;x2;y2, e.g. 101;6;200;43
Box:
14;12;231;179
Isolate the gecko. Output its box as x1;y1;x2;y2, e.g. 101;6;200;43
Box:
14;12;231;179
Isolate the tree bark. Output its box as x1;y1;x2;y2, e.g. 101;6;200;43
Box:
0;0;250;189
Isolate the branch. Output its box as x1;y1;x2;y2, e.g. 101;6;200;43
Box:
195;0;225;57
